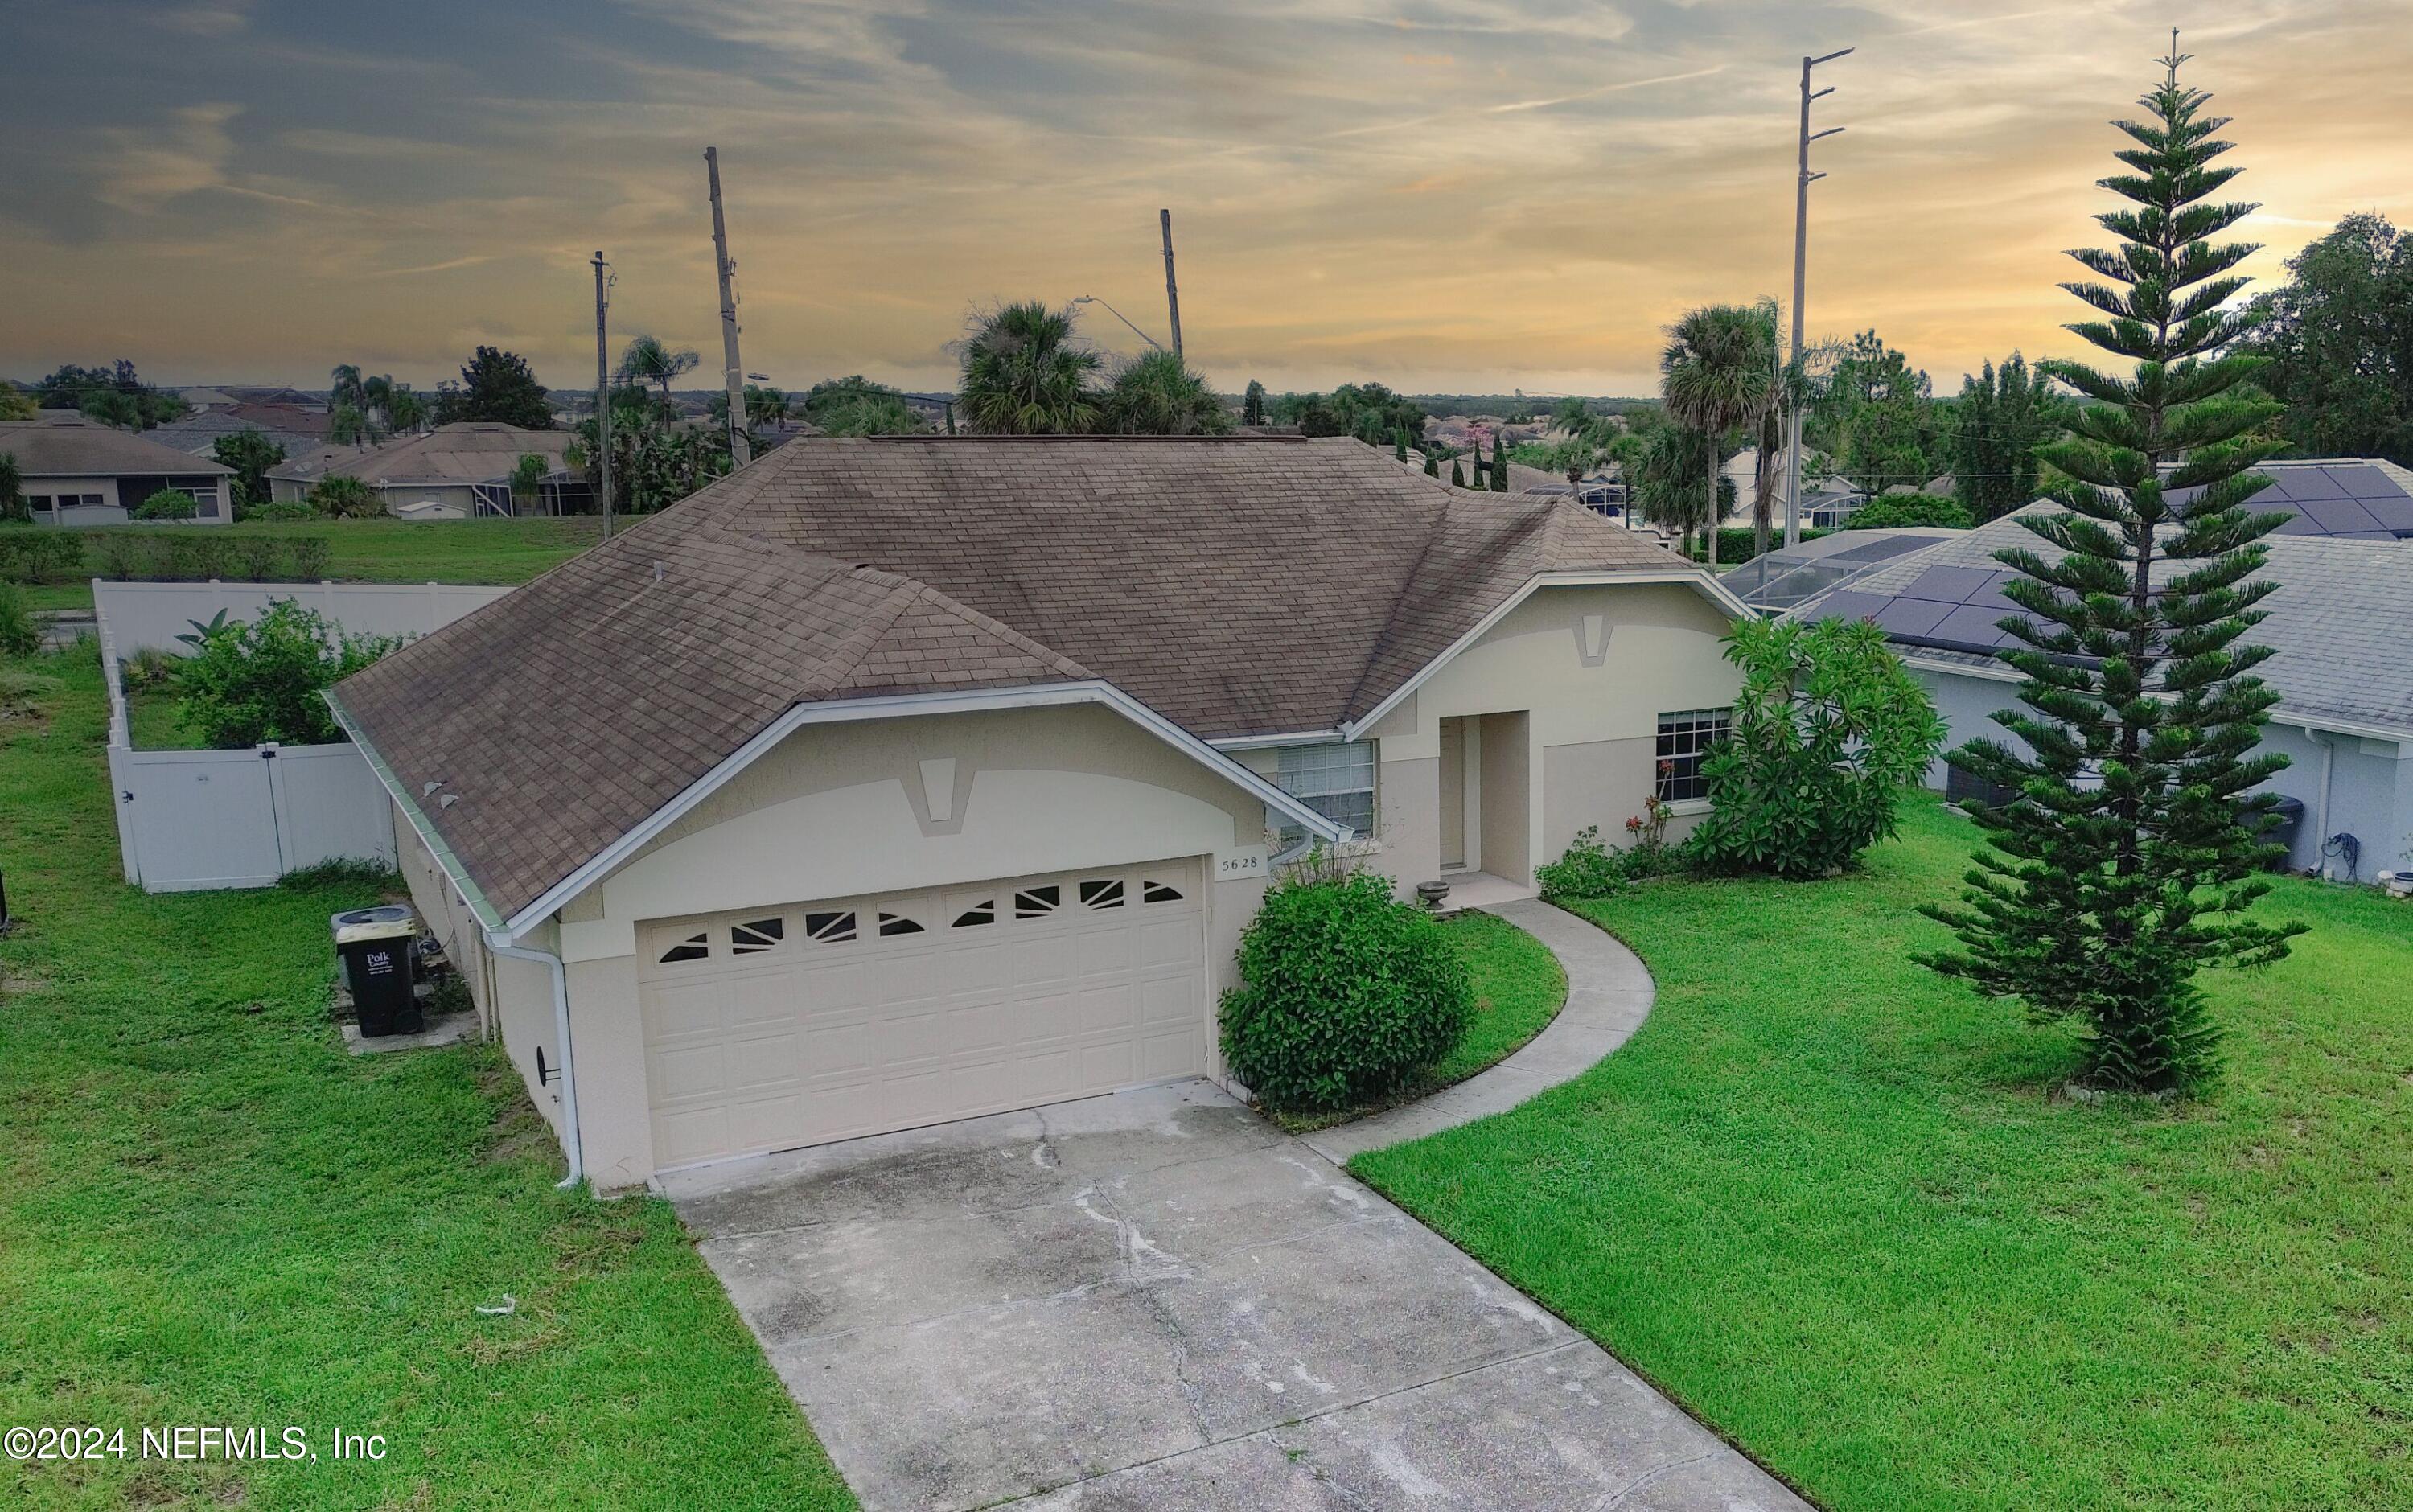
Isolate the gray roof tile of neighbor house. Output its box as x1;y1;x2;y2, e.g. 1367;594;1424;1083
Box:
267;421;573;486
332;435;1694;921
0;419;235;477
1791;500;2413;738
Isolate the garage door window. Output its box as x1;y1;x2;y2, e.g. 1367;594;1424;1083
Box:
952;899;997;927
1142;879;1185;904
1014;885;1061;918
730;918;784;954
658;931;709;964
804;910;857;943
1079;878;1125;909
877;910;926;937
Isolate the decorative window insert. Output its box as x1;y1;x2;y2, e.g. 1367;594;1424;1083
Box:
877;911;926;937
804;910;857;943
952;901;997;928
1078;879;1125;910
1268;740;1376;849
1655;709;1731;803
1141;881;1185;904
730;918;784;954
658;931;709;964
1013;885;1061;919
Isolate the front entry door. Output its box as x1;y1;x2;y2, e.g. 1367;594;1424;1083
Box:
1437;717;1468;869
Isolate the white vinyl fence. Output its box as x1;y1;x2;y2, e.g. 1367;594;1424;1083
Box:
99;579;512;892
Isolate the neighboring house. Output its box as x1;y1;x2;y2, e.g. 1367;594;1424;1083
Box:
0;419;234;525
1724;526;1965;613
267;421;590;517
149;403;328;462
1789;503;2413;880
330;436;1749;1189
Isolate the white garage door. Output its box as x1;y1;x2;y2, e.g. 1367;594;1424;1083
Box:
637;858;1208;1169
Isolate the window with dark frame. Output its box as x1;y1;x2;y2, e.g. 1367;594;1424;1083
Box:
1655;708;1731;803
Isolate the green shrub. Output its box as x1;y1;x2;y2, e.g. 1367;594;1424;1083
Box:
1536;826;1629;902
31;531;85;582
1844;491;1972;530
175;600;401;748
237;536;282;581
1691;525;1830;566
94;532;144;581
121;644;180;691
1219;870;1474;1112
187;534;233;581
287;536;332;579
277;856;402;890
135;488;199;520
249;498;314;523
155;534;205;581
0;583;38;658
1692;616;1946;878
309;476;382;519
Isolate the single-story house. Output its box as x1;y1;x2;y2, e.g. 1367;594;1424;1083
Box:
1789;500;2413;881
148;402;329;462
0;419;234;525
268;421;591;517
330;435;1749;1189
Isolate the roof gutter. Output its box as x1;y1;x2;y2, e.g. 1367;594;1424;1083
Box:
1898;655;2413;746
1341;569;1749;742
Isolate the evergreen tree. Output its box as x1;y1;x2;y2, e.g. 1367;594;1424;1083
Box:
1394;426;1409;462
1449;459;1465;487
1919;46;2305;1094
1241;379;1267;427
1424;450;1439;478
1489;431;1508;491
1951;354;2066;522
447;347;554;429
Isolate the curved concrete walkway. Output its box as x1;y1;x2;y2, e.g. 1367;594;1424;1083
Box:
1305;896;1655;1165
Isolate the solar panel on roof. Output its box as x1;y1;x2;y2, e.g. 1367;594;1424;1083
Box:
1831;534;1936;564
1902;565;1999;602
1812;590;1893;624
2281;466;2349;501
1872;598;1953;638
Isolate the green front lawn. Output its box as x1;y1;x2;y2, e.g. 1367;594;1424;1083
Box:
23;516;604;614
1353;795;2413;1510
0;649;851;1510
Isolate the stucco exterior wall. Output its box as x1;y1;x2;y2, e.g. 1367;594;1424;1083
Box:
549;701;1280;1189
1362;580;1741;890
1914;664;2413;878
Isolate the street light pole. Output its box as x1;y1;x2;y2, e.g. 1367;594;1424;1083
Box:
705;146;751;469
1783;46;1852;550
1071;294;1166;354
1159;209;1184;363
591;249;614;542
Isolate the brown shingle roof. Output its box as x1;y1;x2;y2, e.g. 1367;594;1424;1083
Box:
267;421;571;486
335;435;1696;922
0;420;234;478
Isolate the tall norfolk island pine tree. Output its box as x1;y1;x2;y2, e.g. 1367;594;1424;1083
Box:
1918;44;2304;1093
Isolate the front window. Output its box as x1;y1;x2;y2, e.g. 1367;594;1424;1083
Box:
1270;740;1375;848
1655;709;1730;803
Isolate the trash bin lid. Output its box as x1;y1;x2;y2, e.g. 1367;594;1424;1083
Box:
331;903;418;944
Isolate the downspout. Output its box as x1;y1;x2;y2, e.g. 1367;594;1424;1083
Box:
487;937;583;1192
2308;726;2337;881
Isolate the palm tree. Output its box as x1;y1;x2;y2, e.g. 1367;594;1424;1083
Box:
329;402;377;452
957;302;1101;434
1659;302;1780;567
1102;350;1231;436
1627;423;1724;554
618;335;701;401
329;364;366;416
384;384;429;435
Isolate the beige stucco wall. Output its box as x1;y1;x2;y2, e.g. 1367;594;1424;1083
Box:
1360;580;1740;890
544;701;1278;1189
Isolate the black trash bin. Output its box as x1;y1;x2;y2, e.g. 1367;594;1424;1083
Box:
2263;795;2306;871
332;905;422;1037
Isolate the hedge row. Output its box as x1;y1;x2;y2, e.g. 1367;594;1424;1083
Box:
0;528;335;585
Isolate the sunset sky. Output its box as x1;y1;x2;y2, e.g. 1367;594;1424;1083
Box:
4;1;2407;400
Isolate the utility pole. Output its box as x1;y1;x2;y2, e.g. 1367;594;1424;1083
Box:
1158;208;1184;363
591;249;614;541
705;147;751;468
1783;47;1852;549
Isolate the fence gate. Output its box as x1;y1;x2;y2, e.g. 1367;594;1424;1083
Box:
111;742;397;893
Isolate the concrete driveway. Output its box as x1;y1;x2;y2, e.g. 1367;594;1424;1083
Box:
664;1081;1807;1510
